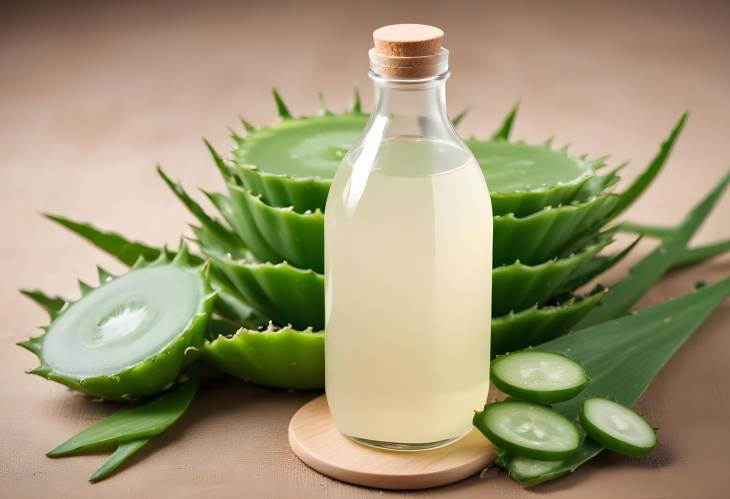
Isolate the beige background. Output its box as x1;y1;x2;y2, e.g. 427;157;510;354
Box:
1;0;729;497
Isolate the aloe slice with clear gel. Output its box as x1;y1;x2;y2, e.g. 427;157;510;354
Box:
491;351;588;404
579;397;656;457
473;400;581;460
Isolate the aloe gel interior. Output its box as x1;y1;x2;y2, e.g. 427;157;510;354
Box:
324;24;492;449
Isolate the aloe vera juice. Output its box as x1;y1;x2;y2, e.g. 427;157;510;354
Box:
325;137;493;448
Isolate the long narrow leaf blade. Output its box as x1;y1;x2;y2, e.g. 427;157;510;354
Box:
89;438;149;483
157;167;242;253
490;102;519;141
45;214;163;266
48;379;199;457
617;221;674;238
612;113;687;217
20;289;67;319
675;239;730;268
497;275;730;486
576;172;729;328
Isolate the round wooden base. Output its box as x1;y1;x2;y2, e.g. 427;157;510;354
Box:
288;395;496;490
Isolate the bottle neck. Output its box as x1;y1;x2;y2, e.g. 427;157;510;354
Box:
369;72;453;140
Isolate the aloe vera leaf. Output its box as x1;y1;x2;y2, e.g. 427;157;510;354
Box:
490;102;519;141
157;166;244;255
48;377;199;458
674;239;730;268
617;221;674;238
45;214;165;266
491;292;605;356
228;181;617;272
493;194;620;266
202;190;241;234
208;253;325;330
227;184;325;273
554;236;641;296
498;275;730;486
203;325;325;389
576;172;729;329
207;233;608;330
203;138;234;182
618;222;730;268
612;113;687;217
19;289;66;320
89;438;148;483
492;237;611;316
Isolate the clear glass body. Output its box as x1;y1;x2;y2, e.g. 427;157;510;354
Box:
324;70;493;450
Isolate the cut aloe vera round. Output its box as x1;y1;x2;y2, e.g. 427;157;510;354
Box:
467;140;597;216
202;324;324;389
491;291;605;356
579;398;657;457
493;194;619;266
226;184;325;273
226;182;618;272
20;250;215;401
206;234;608;331
208;252;324;330
492;236;610;316
233;113;368;213
228;102;607;217
491;351;588;404
474;400;581;460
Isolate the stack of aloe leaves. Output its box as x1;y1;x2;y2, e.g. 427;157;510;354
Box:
19;91;730;486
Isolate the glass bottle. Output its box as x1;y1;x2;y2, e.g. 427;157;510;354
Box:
325;24;493;450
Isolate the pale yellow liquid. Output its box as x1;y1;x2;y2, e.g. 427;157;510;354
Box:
325;137;493;448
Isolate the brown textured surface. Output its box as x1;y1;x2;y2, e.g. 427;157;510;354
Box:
1;0;729;497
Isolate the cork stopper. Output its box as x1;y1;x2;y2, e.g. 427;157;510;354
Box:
369;24;448;79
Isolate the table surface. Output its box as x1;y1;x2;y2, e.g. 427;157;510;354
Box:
2;1;729;497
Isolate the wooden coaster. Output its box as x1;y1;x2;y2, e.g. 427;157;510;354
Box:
288;395;497;490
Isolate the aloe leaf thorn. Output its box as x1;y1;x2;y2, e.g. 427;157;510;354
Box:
318;92;333;116
272;88;292;119
352;87;362;113
239;116;256;133
490;102;519;141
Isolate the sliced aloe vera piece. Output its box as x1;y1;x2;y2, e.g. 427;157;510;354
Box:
208;234;608;331
491;351;588;404
491;291;605;356
227;182;618;272
494;194;619;266
579;397;656;457
474;400;581;460
232;113;368;213
468;140;597;216
202;324;324;389
492;236;611;316
208;253;324;330
227;184;325;273
499;276;730;486
19;248;215;401
228;98;603;217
